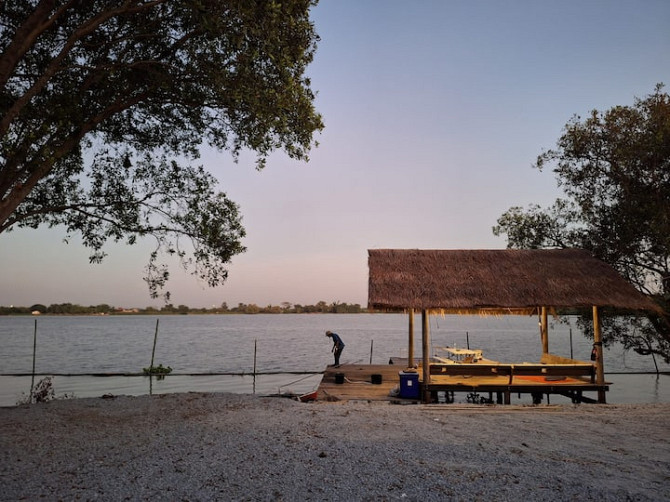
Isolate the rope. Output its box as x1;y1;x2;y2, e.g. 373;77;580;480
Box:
280;372;322;389
344;377;372;384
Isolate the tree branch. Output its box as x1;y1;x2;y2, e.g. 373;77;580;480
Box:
0;0;168;137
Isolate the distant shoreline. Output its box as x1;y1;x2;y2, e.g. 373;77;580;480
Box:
0;311;376;316
0;302;370;316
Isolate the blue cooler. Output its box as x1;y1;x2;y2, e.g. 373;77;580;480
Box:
399;371;420;399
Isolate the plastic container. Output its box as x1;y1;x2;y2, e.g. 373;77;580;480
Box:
398;371;420;398
335;372;345;384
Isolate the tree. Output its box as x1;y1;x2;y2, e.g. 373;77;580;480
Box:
244;303;260;314
0;0;323;299
94;303;112;314
493;84;670;362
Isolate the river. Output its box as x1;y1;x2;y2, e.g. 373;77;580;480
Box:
1;313;668;406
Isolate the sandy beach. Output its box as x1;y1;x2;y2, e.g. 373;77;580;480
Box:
1;393;669;501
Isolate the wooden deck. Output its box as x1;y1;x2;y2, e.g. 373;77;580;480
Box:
317;364;412;402
425;372;608;404
317;362;609;404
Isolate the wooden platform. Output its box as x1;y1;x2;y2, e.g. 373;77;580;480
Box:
317;364;410;402
317;362;609;404
425;373;608;404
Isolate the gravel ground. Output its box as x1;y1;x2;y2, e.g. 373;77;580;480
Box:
1;393;669;501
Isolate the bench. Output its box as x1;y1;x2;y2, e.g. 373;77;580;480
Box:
423;355;600;404
429;363;512;378
428;361;595;384
540;353;591;365
511;364;596;383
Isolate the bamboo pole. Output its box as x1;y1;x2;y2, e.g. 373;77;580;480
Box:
150;318;159;370
651;350;659;375
253;339;257;375
29;319;37;401
645;336;660;375
408;308;415;367
253;338;257;395
569;327;574;359
541;306;549;355
592;306;606;403
421;309;430;403
148;318;160;396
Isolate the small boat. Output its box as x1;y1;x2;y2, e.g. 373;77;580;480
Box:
297;390;318;402
434;346;484;364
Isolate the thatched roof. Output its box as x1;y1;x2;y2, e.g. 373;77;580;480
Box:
368;249;661;314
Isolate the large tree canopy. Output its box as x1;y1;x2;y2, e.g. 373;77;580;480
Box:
0;0;323;298
494;85;670;363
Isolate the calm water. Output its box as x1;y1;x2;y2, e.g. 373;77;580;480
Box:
1;313;668;406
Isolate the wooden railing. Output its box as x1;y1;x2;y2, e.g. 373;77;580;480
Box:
428;360;596;384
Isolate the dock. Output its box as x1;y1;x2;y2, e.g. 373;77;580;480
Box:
317;364;408;402
316;361;608;404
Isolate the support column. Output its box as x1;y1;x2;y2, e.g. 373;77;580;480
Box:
541;306;549;355
593;306;606;403
421;309;431;403
408;308;415;367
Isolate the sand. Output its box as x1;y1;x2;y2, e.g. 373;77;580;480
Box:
1;393;669;501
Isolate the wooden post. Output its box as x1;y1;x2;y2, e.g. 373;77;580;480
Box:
30;319;37;400
421;309;430;403
253;338;257;395
148;318;159;397
593;306;606;403
408;308;415;367
150;318;159;370
541;306;549;355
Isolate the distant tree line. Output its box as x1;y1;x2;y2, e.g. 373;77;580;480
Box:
0;301;367;316
0;303;115;315
222;301;365;314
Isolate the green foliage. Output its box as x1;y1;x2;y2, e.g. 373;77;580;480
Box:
143;364;172;378
0;1;323;299
0;303;116;315
46;303;113;315
228;301;365;314
494;84;670;362
0;305;31;315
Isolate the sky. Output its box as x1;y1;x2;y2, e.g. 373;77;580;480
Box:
1;0;669;309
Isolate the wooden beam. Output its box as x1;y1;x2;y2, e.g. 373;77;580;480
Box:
421;309;430;403
593;306;606;403
408;308;414;367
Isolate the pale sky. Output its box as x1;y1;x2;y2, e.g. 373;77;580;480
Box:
1;1;669;309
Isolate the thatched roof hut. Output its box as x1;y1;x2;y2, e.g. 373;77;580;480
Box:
368;248;660;314
368;248;660;403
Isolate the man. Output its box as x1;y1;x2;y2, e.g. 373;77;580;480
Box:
325;330;345;366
